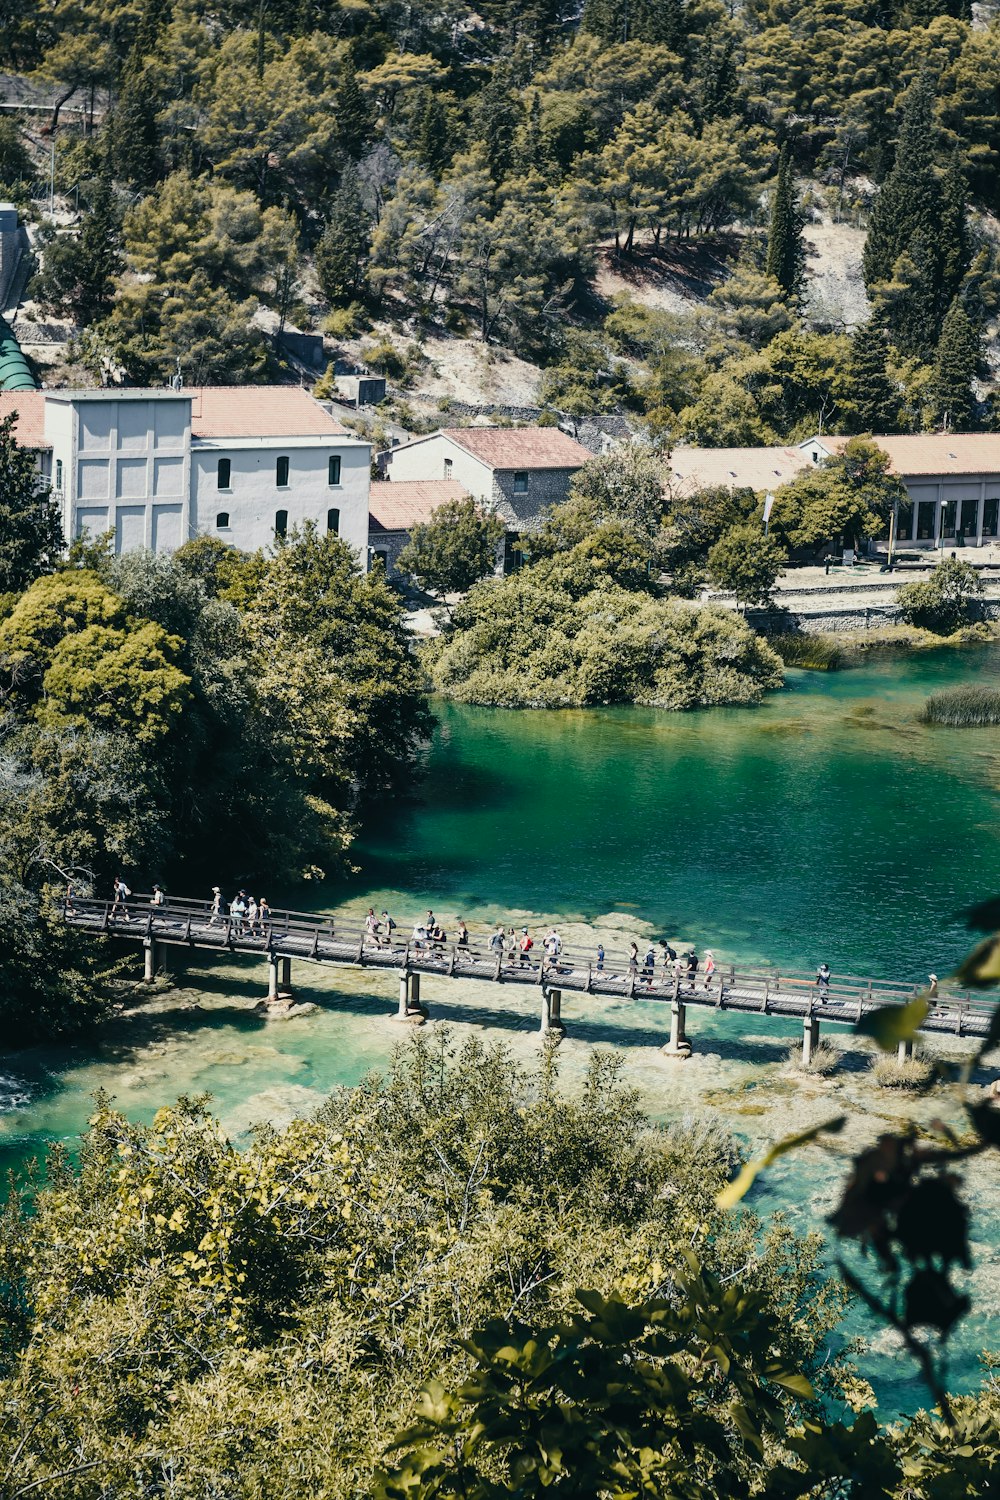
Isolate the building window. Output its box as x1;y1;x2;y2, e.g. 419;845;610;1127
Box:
444;457;453;479
327;507;340;535
217;457;231;489
328;455;341;486
513;471;529;495
216;511;230;529
276;455;289;488
275;509;288;538
55;459;63;490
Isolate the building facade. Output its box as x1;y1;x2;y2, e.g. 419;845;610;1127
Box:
670;433;1000;550
0;386;372;561
377;426;592;532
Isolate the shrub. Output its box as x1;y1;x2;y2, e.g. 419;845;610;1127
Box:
896;558;983;634
870;1053;935;1091
921;685;1000;726
769;633;844;670
787;1038;840;1074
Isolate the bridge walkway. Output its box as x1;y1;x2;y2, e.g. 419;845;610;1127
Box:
61;894;995;1061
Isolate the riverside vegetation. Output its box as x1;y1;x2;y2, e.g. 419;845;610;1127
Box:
4;0;1000;435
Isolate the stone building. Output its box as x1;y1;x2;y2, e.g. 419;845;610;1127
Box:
376;426;592;533
368;479;470;576
0;385;372;562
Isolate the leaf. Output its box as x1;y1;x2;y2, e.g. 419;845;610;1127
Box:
856;996;929;1050
767;1370;815;1400
955;934;1000;990
715;1116;846;1210
960;894;1000;931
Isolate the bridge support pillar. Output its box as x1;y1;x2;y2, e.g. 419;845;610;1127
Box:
143;938;157;984
897;1037;914;1062
540;987;566;1039
391;970;426;1024
662;999;691;1058
280;956;292;992
267;953;279;1002
802;1015;820;1066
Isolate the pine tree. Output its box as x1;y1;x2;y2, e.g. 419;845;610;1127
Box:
108;59;160;189
416;90;450;178
76;173;124;323
874;236;939;360
335;54;368;161
848;320;899;434
937;151;970;317
764;144;804;301
315;167;370;305
862;72;940;292
932;299;979;431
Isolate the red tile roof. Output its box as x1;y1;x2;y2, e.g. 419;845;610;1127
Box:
189;386;348;438
0;390;48;447
369;479;470;532
441;426;591;470
818;432;1000;476
668;446;811;494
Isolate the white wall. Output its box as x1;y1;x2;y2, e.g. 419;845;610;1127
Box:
191;439;371;561
381;435;492;500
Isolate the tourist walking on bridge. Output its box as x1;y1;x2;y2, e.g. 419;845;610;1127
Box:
210;886;223;925
259;898;271;935
381;910;396;947
456;919;469;950
704;950;716;989
489;925;505;959
519;928;533;966
365;908;379;945
231;892;247;934
150;884;165;908
111;876;131;922
816;962;831;1003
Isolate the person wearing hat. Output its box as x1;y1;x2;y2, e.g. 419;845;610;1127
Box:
209;886;223;925
928;973;939;999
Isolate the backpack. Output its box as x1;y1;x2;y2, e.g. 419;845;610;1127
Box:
386;917;396;931
523;936;533;950
123;885;132;897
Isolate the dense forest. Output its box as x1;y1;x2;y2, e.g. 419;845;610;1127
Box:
2;0;1000;435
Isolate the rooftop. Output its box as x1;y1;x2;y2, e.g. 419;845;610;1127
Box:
816;432;1000;476
369;479;470;532
0;390;47;447
189;386;348;439
438;426;592;470
668;445;812;494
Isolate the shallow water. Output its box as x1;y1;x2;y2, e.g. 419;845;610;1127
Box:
3;641;1000;1412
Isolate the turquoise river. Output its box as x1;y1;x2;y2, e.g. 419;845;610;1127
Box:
3;642;1000;1414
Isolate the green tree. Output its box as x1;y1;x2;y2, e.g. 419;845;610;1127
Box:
335;53;369;159
897;556;983;633
396;498;505;604
0;413;62;596
316;166;371;305
771;438;904;553
107;59;160;188
847;319;899;433
764;143;804;301
0;118;32;184
92;270;269;385
707;522;787;609
534;447;667;559
415;89;451;177
35;172;123;326
863;72;941;294
932;298;979;431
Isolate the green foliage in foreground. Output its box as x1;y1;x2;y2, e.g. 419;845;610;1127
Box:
922;685;1000;726
768;634;845;671
425;537;784;708
897;558;984;634
1;1034;994;1498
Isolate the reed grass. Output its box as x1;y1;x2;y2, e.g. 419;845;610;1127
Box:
768;634;844;671
870;1053;935;1091
921;685;1000;727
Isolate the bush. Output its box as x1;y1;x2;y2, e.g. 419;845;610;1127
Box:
769;633;844;670
707;524;787;609
426;539;785;710
921;685;1000;726
787;1038;841;1074
896;558;983;634
870;1053;935;1091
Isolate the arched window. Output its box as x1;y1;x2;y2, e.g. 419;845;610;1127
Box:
275;509;288;538
328;455;341;485
276;455;289;488
327;507;340;535
217;457;231;488
216;512;230;528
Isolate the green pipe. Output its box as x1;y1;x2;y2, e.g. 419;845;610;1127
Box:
0;315;36;390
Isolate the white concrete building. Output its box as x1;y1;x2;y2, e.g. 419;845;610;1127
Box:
0;386;372;561
669;432;1000;549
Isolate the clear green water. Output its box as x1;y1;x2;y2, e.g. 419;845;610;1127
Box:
3;642;1000;1412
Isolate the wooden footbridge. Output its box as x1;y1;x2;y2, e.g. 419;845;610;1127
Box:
60;894;995;1062
60;893;996;1061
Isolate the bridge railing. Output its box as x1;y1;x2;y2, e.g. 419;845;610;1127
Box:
61;893;995;1025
